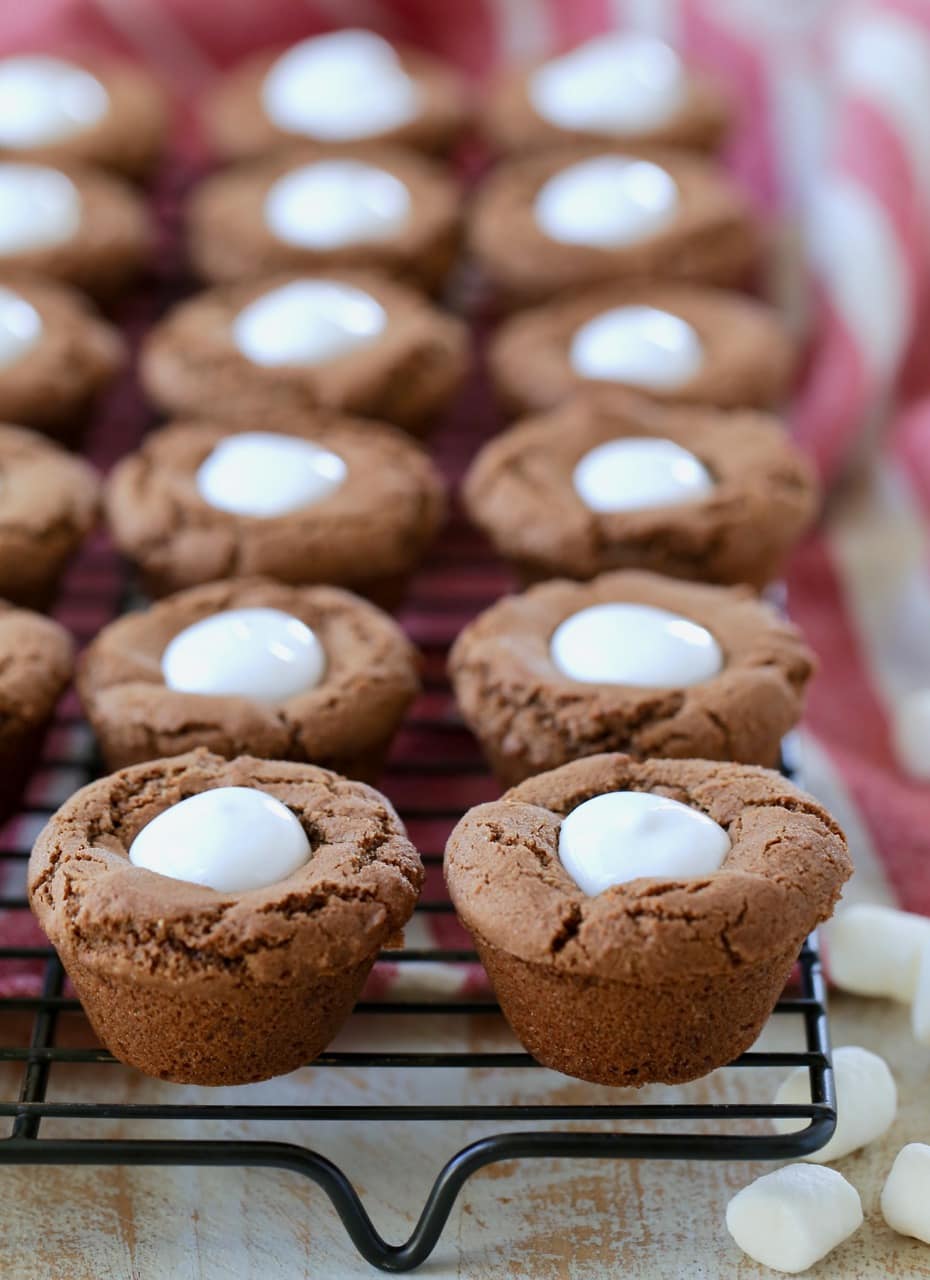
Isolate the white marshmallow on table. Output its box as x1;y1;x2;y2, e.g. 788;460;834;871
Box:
550;601;722;687
0;55;109;147
196;431;347;517
881;1143;930;1243
573;436;713;513
824;902;930;1002
0;286;42;369
128;786;311;893
569;305;704;389
232;278;386;367
558;791;730;896
533;155;679;248
261;29;419;142
891;687;930;779
528;33;686;135
162;607;326;703
264;159;411;250
725;1164;863;1274
774;1044;897;1163
0;163;81;255
911;941;930;1045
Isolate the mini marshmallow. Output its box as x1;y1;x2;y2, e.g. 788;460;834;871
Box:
533;155;678;248
572;436;713;513
550;601;722;687
824;903;930;1002
0;286;42;369
232;279;386;367
265;159;411;250
569;305;704;389
881;1143;930;1243
911;941;930;1045
196;431;347;517
891;687;930;780
726;1164;862;1274
774;1044;897;1163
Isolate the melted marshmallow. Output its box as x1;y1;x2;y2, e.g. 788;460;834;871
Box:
129;787;311;893
573;437;713;513
558;791;730;896
570;305;704;388
550;602;722;687
162;608;326;703
265;159;411;250
528;34;686;136
0;286;42;368
534;155;678;247
0;55;109;148
262;29;419;142
0;163;81;254
197;431;347;518
232;279;386;367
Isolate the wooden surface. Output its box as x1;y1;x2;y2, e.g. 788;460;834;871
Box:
1;992;929;1279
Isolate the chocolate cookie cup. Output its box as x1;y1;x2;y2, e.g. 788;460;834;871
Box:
489;282;794;417
0;275;124;439
139;270;468;435
78;578;420;778
445;753;851;1086
482;33;730;156
0;54;167;179
0;602;73;818
0;160;151;300
449;570;814;785
202;30;469;162
104;413;446;607
0;424;100;608
469;145;758;307
463;392;817;589
28;749;424;1085
187;144;461;293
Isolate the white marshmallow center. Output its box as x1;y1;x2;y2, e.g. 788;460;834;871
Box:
196;431;347;518
726;1165;863;1274
534;155;678;248
570;305;704;389
774;1044;898;1163
0;163;81;254
558;791;729;896
265;159;411;250
128;786;311;893
0;55;109;147
162;607;325;703
262;29;419;142
528;34;686;136
233;278;386;367
882;1144;930;1244
550;602;722;686
0;286;42;368
573;436;713;513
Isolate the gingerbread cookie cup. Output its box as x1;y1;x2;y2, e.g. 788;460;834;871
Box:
0;603;73;818
469;146;758;307
104;414;446;606
463;392;817;588
0;54;167;178
139;270;468;434
187;145;461;293
78;579;420;778
449;571;814;785
201;31;469;162
489;283;794;417
0;275;124;439
445;754;851;1085
0;424;100;607
0;161;151;300
28;749;424;1084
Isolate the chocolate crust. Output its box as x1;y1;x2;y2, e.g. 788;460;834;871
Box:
462;391;818;589
104;412;447;603
78;578;421;777
139;269;468;434
469;145;759;307
28;748;424;1083
187;144;462;293
489;281;795;417
448;570;814;785
445;753;850;1084
0;423;100;607
201;42;470;161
